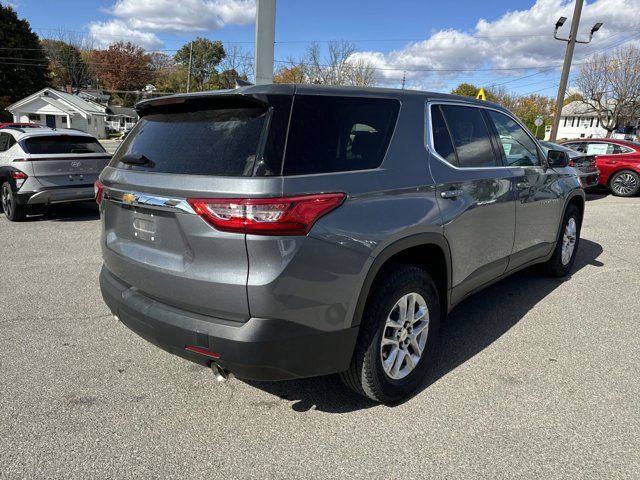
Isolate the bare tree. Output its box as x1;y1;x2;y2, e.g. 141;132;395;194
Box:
219;45;253;81
303;41;376;86
575;46;640;137
148;51;175;87
41;31;95;93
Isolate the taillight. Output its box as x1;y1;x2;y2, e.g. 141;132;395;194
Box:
569;159;575;167
10;170;28;189
188;193;346;236
94;180;104;205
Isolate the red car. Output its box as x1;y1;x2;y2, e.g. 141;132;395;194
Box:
0;122;42;129
561;138;640;197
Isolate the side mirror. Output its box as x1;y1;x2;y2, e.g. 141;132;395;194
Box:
547;149;570;168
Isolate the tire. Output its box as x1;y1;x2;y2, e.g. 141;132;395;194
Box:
1;182;27;221
544;204;581;277
340;265;441;404
609;170;640;197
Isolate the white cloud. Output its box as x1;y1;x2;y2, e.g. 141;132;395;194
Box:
88;20;164;49
88;0;255;48
351;0;640;88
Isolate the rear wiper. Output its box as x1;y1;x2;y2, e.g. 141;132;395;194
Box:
119;153;154;167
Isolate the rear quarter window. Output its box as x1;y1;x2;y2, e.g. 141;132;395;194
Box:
23;135;105;154
282;95;400;175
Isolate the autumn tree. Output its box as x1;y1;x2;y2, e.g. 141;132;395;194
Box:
575;46;640;137
175;38;225;91
41;34;94;93
92;42;153;92
0;4;50;121
273;64;306;83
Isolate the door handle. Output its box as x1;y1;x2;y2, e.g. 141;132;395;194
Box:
440;189;463;199
516;181;530;190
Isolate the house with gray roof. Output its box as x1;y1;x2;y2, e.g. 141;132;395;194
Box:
106;106;139;133
5;87;108;138
549;100;640;141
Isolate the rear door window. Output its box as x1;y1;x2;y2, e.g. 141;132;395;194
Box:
439;105;499;168
23;135;106;154
487;110;541;166
282;95;399;175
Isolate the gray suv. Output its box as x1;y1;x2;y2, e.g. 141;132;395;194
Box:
98;84;584;403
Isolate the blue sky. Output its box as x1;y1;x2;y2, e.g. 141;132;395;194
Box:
6;0;640;94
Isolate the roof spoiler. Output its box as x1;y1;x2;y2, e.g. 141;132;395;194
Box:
135;91;268;117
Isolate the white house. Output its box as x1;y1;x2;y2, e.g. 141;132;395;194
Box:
106;106;139;133
547;100;640;141
6;88;108;138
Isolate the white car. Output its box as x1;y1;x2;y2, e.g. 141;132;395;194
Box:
0;128;111;221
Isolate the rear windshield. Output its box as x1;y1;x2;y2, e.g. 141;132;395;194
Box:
283;96;400;175
23;135;106;154
110;102;283;176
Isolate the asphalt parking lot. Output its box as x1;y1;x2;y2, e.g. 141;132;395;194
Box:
1;193;638;479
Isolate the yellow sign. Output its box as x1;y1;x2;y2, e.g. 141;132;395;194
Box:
476;88;486;101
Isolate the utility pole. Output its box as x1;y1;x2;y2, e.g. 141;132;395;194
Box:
549;1;602;141
401;71;406;89
186;41;193;93
254;0;276;85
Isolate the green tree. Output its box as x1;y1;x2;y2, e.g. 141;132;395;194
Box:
175;38;226;91
155;66;189;93
0;4;50;121
450;82;482;98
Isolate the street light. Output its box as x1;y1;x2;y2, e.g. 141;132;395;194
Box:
548;0;603;141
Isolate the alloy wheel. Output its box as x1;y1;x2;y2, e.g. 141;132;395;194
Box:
1;184;12;219
611;173;638;196
561;217;577;266
380;292;429;380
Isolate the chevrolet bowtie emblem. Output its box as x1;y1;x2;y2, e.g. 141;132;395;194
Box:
122;193;137;204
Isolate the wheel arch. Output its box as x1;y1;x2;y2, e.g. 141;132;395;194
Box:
351;233;452;328
567;191;585;222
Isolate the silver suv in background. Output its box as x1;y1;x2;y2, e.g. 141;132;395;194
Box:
98;85;584;403
0;128;111;221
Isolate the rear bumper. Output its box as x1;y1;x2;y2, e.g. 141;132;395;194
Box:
17;186;95;205
99;266;359;381
579;173;599;188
